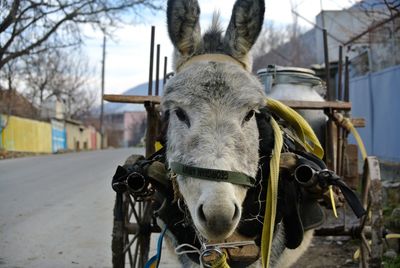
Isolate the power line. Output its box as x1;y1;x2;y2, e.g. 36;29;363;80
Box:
344;12;400;45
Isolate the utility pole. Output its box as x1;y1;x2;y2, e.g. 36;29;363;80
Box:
100;33;106;149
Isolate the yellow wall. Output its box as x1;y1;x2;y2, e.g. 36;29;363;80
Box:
1;115;52;153
65;122;89;151
96;132;102;149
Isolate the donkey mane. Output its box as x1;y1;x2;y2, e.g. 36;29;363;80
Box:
171;13;229;71
202;13;225;53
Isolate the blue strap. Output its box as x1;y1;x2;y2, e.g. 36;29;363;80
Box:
144;225;167;268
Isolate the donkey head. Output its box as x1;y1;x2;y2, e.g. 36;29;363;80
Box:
163;0;265;241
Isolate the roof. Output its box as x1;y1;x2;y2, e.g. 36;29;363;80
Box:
0;89;40;119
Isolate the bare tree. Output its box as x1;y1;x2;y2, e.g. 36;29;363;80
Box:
355;0;399;18
252;22;288;59
23;49;62;105
0;0;162;70
22;47;97;119
55;51;98;119
252;22;317;71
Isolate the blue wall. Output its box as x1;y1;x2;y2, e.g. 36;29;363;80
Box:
349;65;400;162
52;126;67;153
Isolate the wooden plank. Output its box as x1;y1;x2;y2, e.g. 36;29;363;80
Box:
351;118;366;128
343;144;359;189
225;233;260;262
103;95;351;110
103;94;161;104
281;100;351;110
325;109;336;170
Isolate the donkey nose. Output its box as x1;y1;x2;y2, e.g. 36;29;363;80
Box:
197;202;240;235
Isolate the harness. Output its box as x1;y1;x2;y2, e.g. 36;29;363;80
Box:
111;54;366;268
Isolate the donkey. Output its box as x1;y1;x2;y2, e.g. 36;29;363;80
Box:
160;0;314;267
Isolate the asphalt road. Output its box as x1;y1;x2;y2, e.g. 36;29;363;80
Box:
0;148;173;268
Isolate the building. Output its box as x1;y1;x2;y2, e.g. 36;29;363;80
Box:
103;111;147;148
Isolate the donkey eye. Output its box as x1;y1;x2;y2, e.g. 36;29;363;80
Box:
243;110;255;123
175;108;190;127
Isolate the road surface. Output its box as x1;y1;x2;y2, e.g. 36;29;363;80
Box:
0;148;179;268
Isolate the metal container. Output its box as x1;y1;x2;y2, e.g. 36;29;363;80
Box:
257;65;327;144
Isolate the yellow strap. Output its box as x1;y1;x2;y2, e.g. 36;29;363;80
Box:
347;120;368;160
261;117;283;268
266;98;324;159
386;234;400;240
155;141;163;152
335;113;367;160
329;186;338;218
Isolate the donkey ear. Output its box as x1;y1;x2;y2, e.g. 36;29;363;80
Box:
167;0;201;56
224;0;265;60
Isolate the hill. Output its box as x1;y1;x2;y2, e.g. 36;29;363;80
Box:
103;80;164;114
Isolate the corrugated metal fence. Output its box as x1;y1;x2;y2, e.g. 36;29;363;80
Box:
349;64;400;162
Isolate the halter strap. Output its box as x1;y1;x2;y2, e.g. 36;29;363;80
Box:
169;162;256;187
176;53;248;73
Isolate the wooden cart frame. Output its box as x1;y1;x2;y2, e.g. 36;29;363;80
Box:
105;93;383;268
105;25;383;268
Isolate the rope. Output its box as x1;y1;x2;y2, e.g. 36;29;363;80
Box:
170;173;182;203
175;242;252;268
211;253;230;268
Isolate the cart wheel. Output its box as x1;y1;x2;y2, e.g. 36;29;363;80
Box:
112;155;153;268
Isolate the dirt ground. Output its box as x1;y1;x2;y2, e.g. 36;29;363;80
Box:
296;205;362;268
296;235;359;268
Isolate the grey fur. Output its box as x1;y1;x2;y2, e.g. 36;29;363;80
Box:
164;0;311;267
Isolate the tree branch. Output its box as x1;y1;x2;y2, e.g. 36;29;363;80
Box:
0;0;21;33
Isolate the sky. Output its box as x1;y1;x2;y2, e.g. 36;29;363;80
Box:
83;0;359;97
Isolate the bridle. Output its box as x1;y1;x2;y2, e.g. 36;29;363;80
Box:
168;53;257;189
169;161;256;187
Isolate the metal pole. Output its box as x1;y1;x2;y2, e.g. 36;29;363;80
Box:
323;29;334;101
163;56;168;86
344;56;350;102
336;46;343;175
148;26;155;96
338;46;343;101
155;44;160;96
145;26;157;157
100;34;106;149
323;29;335;170
340;56;350;177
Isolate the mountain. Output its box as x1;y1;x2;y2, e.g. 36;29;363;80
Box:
103;80;164;114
